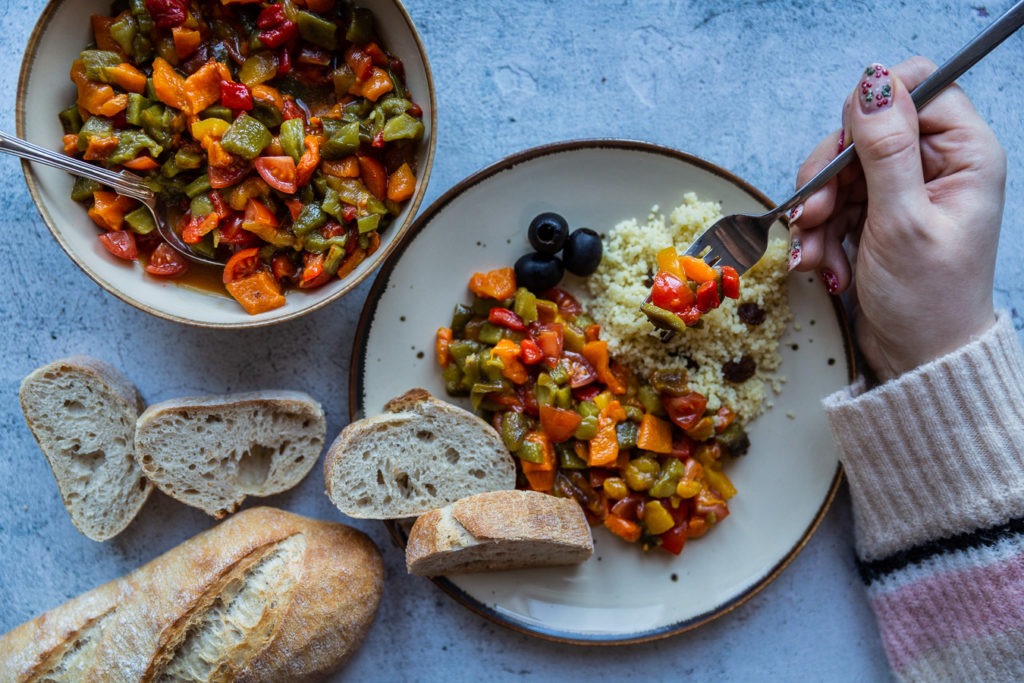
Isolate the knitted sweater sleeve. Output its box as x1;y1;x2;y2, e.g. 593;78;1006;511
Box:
823;312;1024;682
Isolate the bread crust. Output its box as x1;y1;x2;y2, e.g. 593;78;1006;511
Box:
0;507;383;682
405;490;594;576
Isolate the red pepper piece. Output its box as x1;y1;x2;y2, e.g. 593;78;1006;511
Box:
220;81;253;111
720;266;741;299
372;130;385;148
145;0;188;29
259;21;299;49
487;307;526;331
277;47;292;75
281;98;305;121
695;280;720;313
257;4;288;28
520;338;544;365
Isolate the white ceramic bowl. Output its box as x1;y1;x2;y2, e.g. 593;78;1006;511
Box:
17;0;435;328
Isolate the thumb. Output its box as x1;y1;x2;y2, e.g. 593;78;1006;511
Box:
847;63;929;216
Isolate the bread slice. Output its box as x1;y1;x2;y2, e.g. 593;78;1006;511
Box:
134;391;325;518
324;388;516;519
0;507;383;682
19;355;152;541
405;490;594;575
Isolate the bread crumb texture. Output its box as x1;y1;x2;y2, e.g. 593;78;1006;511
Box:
579;192;791;422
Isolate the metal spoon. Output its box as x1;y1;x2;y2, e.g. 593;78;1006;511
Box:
0;131;222;267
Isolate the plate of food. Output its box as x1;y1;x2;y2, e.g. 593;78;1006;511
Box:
350;139;853;644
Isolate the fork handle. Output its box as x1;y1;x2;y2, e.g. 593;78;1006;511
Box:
774;0;1024;219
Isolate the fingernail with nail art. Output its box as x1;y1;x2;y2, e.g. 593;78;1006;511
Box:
788;235;802;271
821;269;840;294
837;129;846;153
788;204;804;224
859;63;893;114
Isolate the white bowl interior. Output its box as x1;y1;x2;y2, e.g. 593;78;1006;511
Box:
18;0;434;328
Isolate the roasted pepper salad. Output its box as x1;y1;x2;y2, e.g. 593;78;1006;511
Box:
60;0;425;314
436;267;750;556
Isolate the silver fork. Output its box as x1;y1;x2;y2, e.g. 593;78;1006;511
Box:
683;0;1024;276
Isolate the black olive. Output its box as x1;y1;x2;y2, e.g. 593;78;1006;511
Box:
527;212;569;255
562;228;603;276
514;252;564;293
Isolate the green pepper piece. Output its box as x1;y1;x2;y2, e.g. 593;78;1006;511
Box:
320;119;360;159
477;323;505;346
183;174;212;199
296;10;337;49
250;100;284;130
320;188;345;220
563;323;586;353
517;438;546;465
470;296;494;316
500;411;530;453
125;94;151;127
449;340;484;367
189;193;214;218
160;156;182;179
58;105;82;135
239;51;278;86
108;130;163;166
555;386;573;410
548;360;570;386
330;64;357;100
450;303;474;335
641;302;689;335
303;232;347;254
280;118;305;164
80;50;121;81
382;113;424;142
174;148;203;170
637;385;664;416
512;288;538;323
345;7;375;45
292;202;328;237
379;97;412;118
649;458;686;498
124;205;156;235
322;243;346;275
461;353;481;389
578;401;600;418
356;213;381;234
556;443;588;469
139;104;174;148
70;176;102;203
130;0;155;31
481;356;505;383
534;373;556;406
327;178;387;214
718;423;751;456
200;104;234;122
470;380;506;412
442;363;465;396
573;415;599;440
616;421;639;450
625;405;644;423
221;113;272;160
76;116;114;152
109;14;137;57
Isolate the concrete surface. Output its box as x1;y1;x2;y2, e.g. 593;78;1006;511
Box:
1;1;1022;681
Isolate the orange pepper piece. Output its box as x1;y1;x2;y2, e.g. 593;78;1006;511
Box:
87;191;136;231
104;63;147;93
581;340;627;395
637;413;673;454
521;431;556;492
490;338;528;384
322;156;361;178
172;26;202;60
468;267;516;301
225;270;286;315
387;162;416;202
604;514;642;543
152;57;186;110
349;67;393;102
656;246;683;278
183;60;231;116
680;255;718;283
436;327;453;368
335;248;368;280
539;404;583;443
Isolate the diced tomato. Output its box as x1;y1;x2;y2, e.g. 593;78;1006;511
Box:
543;287;583;318
145;0;188;29
670;435;697;460
562;350;598;388
254;156;298;194
145;242;189;277
277;46;292;74
660;524;688;555
281;98;305;121
98;230;138;260
244;198;280;229
520;338;543;365
572;384;601;402
533;324;563;368
256;3;287;27
208;157;252;188
651;271;696;313
662;392;708;431
222;246;263;284
271;253;298;282
217;213;261;247
298;251;332;289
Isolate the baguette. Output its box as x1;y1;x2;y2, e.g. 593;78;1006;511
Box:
0;507;383;682
324;388;516;519
134;391;325;518
405;490;594;576
18;355;152;541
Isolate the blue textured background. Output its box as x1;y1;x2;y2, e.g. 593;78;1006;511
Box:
1;1;1022;681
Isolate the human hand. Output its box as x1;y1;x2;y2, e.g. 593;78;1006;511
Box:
789;57;1006;382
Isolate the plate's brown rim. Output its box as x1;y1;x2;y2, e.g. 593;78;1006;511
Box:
16;0;436;329
348;138;854;646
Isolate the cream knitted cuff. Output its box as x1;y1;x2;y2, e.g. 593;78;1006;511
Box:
823;312;1024;561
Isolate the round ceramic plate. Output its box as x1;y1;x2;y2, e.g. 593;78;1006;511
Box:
351;140;853;644
18;0;435;328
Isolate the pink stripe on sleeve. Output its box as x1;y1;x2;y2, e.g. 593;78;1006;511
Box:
870;553;1024;671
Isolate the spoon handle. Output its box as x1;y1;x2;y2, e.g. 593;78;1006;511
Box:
0;131;153;201
774;0;1024;218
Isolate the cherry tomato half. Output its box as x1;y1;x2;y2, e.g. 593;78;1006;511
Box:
651;271;695;313
98;230;138;260
223;247;264;284
145;242;189;277
254;156;298;194
662;391;708;431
